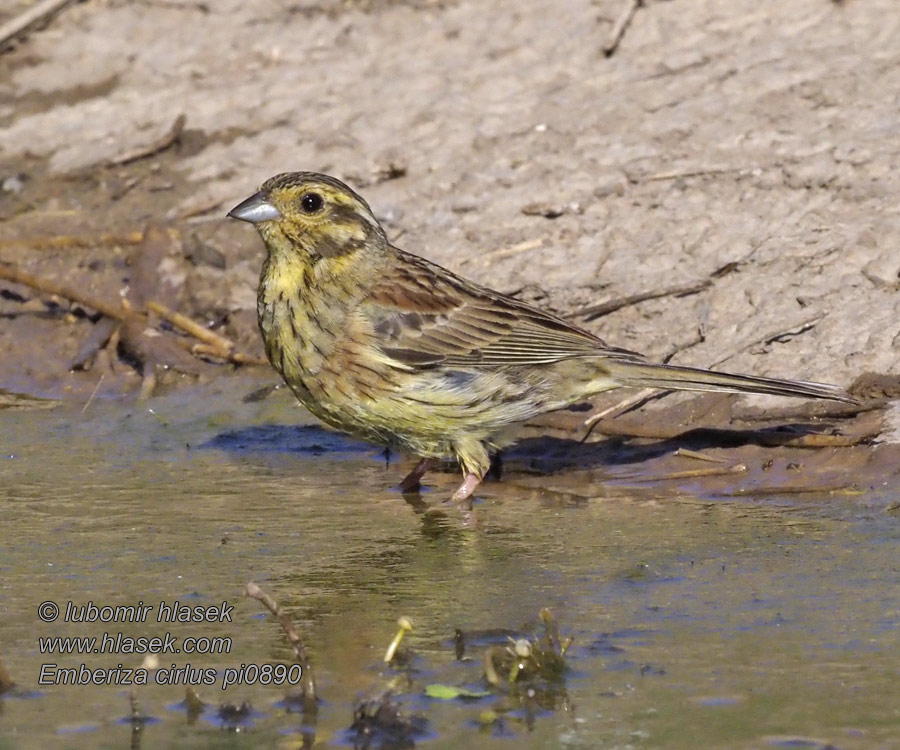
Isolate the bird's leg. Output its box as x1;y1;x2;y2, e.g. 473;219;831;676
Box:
451;473;482;504
398;458;436;493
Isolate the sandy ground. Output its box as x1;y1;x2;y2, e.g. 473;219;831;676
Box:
0;0;898;409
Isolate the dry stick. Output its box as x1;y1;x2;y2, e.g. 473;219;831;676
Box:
583;387;658;431
467;238;544;267
138;368;157;402
0;264;264;366
613;463;748;482
641;167;742;183
584;419;873;448
603;0;644;57
190;343;267;366
708;314;825;369
0;0;74;50
733;400;883;423
245;582;317;710
147;300;235;354
80;373;105;415
675;448;730;463
716;484;858;497
110;114;187;166
574;279;711;321
0;264;131;322
0;231;144;252
756;432;870;448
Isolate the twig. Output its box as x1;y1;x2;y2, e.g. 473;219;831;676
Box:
733;400;883;423
613;463;747;482
129;689;146;750
640;166;742;183
80;374;104;414
708;314;825;369
583;387;658;431
663;331;705;363
461;238;544;267
0;264;131;322
190;343;267;366
138;367;157;401
147;299;234;354
71;316;120;370
675;448;730;463
1;263;265;367
245;582;317;711
0;0;74;51
756;432;871;448
0;231;144;253
602;0;643;57
716;484;858;497
110;114;187;166
582;420;874;448
574;279;710;321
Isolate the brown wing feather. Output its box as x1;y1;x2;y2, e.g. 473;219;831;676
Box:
364;248;645;369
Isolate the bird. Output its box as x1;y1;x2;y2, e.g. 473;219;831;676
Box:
228;171;854;503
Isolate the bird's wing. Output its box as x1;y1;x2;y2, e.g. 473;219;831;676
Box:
361;250;645;369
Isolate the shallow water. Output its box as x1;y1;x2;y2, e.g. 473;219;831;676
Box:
1;378;898;749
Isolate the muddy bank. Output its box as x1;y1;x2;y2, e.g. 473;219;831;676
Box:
1;0;899;402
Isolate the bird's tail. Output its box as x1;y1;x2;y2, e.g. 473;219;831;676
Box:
602;360;856;403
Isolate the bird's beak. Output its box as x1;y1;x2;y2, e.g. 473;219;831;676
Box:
227;191;282;223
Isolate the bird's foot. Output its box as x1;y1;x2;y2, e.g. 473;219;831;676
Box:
398;458;436;493
450;473;482;507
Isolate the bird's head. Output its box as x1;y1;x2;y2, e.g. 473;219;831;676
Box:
228;171;387;261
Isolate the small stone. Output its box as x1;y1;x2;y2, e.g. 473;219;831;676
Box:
593;173;626;197
1;174;25;194
521;202;564;218
862;250;900;290
186;235;227;269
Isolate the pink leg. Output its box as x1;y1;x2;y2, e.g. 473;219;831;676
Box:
398;458;436;493
450;473;482;504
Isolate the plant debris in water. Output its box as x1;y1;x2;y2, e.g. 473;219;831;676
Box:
348;692;429;750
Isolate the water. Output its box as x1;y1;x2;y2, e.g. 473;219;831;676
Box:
1;377;898;749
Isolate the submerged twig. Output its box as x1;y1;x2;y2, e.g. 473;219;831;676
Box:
80;374;104;414
128;689;147;750
245;582;317;711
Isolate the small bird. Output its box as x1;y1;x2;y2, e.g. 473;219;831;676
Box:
228;172;854;503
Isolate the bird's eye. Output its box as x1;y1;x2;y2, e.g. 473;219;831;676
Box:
300;192;324;214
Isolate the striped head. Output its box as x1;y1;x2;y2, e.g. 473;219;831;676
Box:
228;171;387;261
